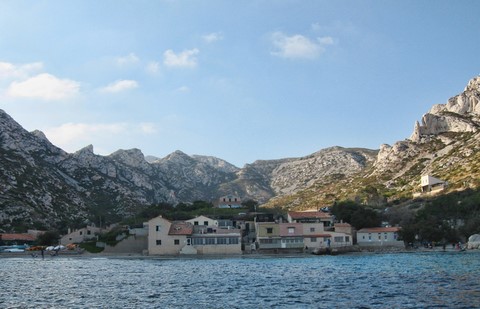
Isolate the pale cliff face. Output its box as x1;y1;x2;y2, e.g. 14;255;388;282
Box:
409;76;480;142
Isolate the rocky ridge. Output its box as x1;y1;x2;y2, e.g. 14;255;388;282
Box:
2;76;479;231
268;76;480;209
0;108;375;231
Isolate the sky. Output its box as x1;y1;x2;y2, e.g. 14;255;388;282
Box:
0;1;479;167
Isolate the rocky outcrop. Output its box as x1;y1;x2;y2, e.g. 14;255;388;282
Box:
467;234;480;250
410;76;480;141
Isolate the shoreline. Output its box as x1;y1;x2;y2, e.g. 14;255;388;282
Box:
1;246;475;259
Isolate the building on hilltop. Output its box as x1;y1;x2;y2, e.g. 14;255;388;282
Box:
420;175;447;194
216;195;242;208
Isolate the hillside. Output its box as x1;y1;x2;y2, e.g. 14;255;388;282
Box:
265;76;480;209
1;76;478;232
0;110;375;232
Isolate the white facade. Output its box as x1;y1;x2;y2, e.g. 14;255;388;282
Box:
357;227;404;247
186;215;217;227
60;226;103;245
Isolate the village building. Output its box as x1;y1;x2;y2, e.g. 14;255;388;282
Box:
60;226;103;245
0;233;37;246
185;215;217;227
216;195;242;208
356;227;403;247
420;175;447;194
287;210;334;228
255;214;353;252
147;215;242;255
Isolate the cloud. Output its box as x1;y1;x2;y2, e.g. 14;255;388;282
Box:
43;122;157;153
6;73;80;100
100;80;139;93
318;36;334;45
115;53;140;66
45;122;127;146
146;61;161;74
139;122;158;134
202;32;223;43
0;61;44;80
163;48;199;68
175;86;190;93
270;32;334;59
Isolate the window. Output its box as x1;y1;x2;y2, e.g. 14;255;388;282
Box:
345;236;350;242
156;225;161;232
310;237;317;242
378;233;381;240
205;238;215;245
217;238;227;245
156;240;162;245
204;221;209;226
79;231;83;236
193;238;203;245
87;230;91;235
384;233;388;240
288;227;295;234
334;236;343;243
194;221;199;226
229;238;239;245
310;227;315;232
266;228;273;234
174;239;180;245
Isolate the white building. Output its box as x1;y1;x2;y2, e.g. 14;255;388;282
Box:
60;226;103;245
356;227;403;247
421;175;447;193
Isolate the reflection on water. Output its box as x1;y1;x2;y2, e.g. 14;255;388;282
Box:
1;252;480;308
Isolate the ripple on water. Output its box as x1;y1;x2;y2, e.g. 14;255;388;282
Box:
1;252;480;308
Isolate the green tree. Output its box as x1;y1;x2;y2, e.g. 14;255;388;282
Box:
331;200;381;230
37;231;60;246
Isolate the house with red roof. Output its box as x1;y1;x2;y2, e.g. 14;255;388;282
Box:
287;210;334;228
147;215;242;255
0;233;37;245
255;219;353;252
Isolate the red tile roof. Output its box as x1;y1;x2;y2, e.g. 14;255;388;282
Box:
168;222;193;236
0;233;37;241
357;227;401;233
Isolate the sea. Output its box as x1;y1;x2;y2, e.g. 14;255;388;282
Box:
1;251;479;309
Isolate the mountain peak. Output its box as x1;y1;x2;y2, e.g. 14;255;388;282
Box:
410;76;480;142
109;148;147;168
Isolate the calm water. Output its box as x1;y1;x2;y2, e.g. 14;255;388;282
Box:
1;251;479;308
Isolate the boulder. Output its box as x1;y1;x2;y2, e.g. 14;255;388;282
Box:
467;234;480;249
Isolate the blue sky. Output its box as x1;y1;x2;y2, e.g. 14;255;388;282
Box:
0;1;479;167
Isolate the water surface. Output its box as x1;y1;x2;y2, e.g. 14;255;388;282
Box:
1;251;479;308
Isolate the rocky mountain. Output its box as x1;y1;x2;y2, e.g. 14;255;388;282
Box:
267;76;480;210
2;75;479;232
0;108;376;232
